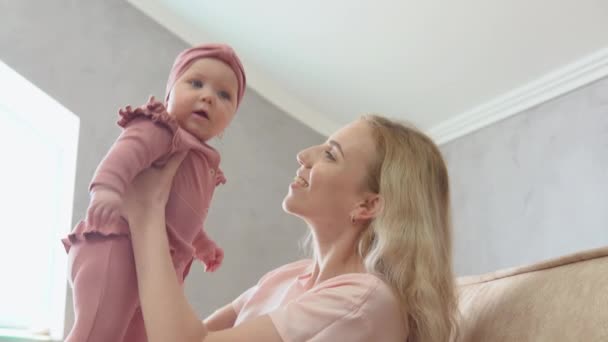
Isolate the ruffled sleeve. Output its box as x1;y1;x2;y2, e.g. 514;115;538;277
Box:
117;96;178;132
192;229;214;261
215;168;227;186
89;96;175;195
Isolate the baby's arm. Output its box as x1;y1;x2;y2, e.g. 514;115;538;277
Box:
87;118;173;227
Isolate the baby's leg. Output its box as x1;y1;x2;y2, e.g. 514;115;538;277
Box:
65;236;139;342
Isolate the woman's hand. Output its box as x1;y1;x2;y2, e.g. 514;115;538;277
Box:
121;151;188;225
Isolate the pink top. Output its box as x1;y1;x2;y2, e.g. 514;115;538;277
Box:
63;98;225;263
232;260;408;342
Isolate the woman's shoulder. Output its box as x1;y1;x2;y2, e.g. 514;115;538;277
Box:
255;260;401;314
260;261;397;306
269;271;407;341
231;259;313;320
257;259;313;284
310;272;398;310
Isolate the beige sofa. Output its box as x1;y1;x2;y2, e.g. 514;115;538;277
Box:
457;246;608;342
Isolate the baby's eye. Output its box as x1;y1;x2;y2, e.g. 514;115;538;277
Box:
324;150;336;161
191;80;203;88
218;91;231;100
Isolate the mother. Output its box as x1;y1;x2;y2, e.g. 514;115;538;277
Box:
122;115;459;341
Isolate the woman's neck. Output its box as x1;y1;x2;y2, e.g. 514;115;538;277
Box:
308;222;366;286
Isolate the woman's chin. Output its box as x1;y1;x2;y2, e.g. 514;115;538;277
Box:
281;196;293;213
282;195;302;216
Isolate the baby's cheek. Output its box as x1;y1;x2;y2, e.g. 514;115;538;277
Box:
214;115;231;132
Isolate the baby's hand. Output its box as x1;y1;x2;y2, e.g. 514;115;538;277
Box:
196;239;224;272
86;187;122;228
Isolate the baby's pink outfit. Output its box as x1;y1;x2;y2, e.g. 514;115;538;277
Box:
233;260;408;341
62;98;226;342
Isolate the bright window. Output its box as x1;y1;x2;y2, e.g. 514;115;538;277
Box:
0;60;79;341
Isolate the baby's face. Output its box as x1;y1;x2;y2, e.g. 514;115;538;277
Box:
166;58;239;141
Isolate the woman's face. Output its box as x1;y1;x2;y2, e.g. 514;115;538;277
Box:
283;119;378;224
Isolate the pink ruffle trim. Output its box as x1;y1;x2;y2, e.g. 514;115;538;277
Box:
215;169;227;186
117;96;178;132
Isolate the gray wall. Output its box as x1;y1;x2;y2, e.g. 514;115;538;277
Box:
1;0;321;337
443;77;608;276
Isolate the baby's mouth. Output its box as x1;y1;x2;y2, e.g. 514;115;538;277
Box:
192;110;209;120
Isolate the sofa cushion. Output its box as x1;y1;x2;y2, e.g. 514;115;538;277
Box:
456;246;608;342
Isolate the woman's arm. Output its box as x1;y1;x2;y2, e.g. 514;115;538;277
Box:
204;305;237;332
123;153;282;342
129;207;207;341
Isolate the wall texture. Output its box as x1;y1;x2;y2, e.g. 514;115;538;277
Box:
443;77;608;275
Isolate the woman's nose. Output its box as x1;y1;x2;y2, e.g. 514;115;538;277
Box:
297;149;312;168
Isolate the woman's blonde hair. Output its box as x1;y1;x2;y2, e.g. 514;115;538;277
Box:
359;115;459;341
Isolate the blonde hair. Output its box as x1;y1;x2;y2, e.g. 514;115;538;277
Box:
359;115;459;341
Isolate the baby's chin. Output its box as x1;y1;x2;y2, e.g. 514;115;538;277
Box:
180;122;213;141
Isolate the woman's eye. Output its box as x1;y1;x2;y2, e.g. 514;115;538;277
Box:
191;80;203;88
218;91;231;100
324;150;336;161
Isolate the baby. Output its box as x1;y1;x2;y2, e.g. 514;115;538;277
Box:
62;43;246;342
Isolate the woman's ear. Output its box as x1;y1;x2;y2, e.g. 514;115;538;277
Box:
355;194;384;221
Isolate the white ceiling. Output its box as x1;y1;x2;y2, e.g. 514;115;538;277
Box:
129;0;608;142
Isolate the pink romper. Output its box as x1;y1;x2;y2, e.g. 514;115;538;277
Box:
62;98;226;342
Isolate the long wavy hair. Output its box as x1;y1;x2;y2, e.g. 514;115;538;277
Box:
301;115;459;341
357;115;459;341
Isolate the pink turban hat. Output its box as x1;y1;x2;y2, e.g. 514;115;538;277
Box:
165;43;246;108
